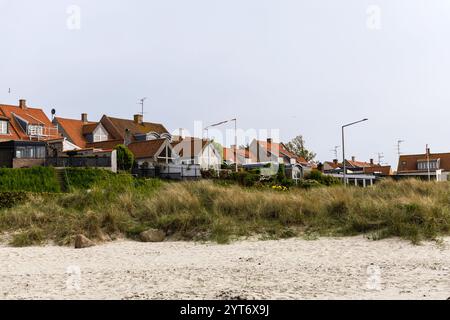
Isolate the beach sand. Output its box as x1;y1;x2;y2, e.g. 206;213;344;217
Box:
1;236;449;300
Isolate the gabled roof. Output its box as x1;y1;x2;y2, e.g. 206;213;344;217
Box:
127;139;168;159
0;101;60;141
54;117;98;148
171;137;210;157
324;161;342;169
255;140;308;165
100;115;169;141
345;159;373;168
397;152;450;172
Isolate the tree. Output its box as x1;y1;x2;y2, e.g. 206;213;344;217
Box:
285;135;316;162
114;144;134;171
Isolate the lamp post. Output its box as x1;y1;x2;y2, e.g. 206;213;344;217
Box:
342;118;368;186
205;118;238;172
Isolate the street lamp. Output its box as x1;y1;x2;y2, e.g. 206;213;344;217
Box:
342;118;368;186
204;118;238;172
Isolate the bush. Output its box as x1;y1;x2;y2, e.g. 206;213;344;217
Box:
0;167;60;192
229;170;260;187
115;144;134;171
0;192;28;209
306;170;341;186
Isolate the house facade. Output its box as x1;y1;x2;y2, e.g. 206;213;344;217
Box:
55;113;177;166
0;99;61;168
171;137;221;171
397;149;450;181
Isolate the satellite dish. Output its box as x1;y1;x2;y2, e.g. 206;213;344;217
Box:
51;108;56;115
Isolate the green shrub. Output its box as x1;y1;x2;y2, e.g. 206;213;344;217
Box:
115;144;134;171
305;170;341;186
0;167;60;192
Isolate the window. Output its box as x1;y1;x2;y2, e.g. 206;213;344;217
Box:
93;126;108;142
418;160;439;170
0;120;8;134
28;125;44;136
15;146;46;159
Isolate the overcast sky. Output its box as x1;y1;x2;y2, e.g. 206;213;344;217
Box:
1;0;450;166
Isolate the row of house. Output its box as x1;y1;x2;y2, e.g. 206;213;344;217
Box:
0;99;312;180
1;99;449;182
321;150;450;183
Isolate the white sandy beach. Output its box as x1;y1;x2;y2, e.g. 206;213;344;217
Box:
0;236;449;300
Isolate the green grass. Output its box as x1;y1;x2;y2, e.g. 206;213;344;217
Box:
1;177;450;246
0;167;60;192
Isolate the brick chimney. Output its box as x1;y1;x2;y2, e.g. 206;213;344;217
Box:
134;114;143;124
81;113;88;123
351;156;355;162
19;99;27;110
333;159;338;165
370;158;374;165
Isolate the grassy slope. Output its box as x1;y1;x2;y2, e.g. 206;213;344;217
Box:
1;177;450;246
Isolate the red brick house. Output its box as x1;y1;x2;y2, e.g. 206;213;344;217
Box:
397;149;450;180
0;99;61;168
55;113;176;165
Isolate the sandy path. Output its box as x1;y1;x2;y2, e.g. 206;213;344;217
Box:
0;236;449;300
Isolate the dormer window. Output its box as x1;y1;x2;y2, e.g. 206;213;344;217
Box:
0;120;8;134
93;125;108;142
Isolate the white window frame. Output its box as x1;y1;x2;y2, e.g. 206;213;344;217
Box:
28;125;43;136
93;125;108;142
0;120;8;134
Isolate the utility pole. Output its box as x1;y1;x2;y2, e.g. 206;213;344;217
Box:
426;144;431;182
397;139;404;157
342;118;368;186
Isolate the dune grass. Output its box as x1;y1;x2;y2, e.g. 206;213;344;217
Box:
1;177;450;246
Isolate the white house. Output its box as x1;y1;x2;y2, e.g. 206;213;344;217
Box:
172;137;221;171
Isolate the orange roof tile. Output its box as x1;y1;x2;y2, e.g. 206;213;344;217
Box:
0;101;61;141
127;139;168;159
54;117;97;148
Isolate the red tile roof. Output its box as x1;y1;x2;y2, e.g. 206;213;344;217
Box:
54;117;98;148
127;139;168;159
363;165;392;176
0;102;61;141
397;152;450;172
100;115;169;141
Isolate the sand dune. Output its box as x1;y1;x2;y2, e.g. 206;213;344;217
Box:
0;236;449;300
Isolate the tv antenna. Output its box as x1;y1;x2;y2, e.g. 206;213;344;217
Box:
138;97;147;117
330;145;340;159
397;139;405;156
376;152;384;164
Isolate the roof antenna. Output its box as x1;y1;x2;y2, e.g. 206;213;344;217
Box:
397;139;405;157
330;145;340;159
138;97;147;118
8;88;11;94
